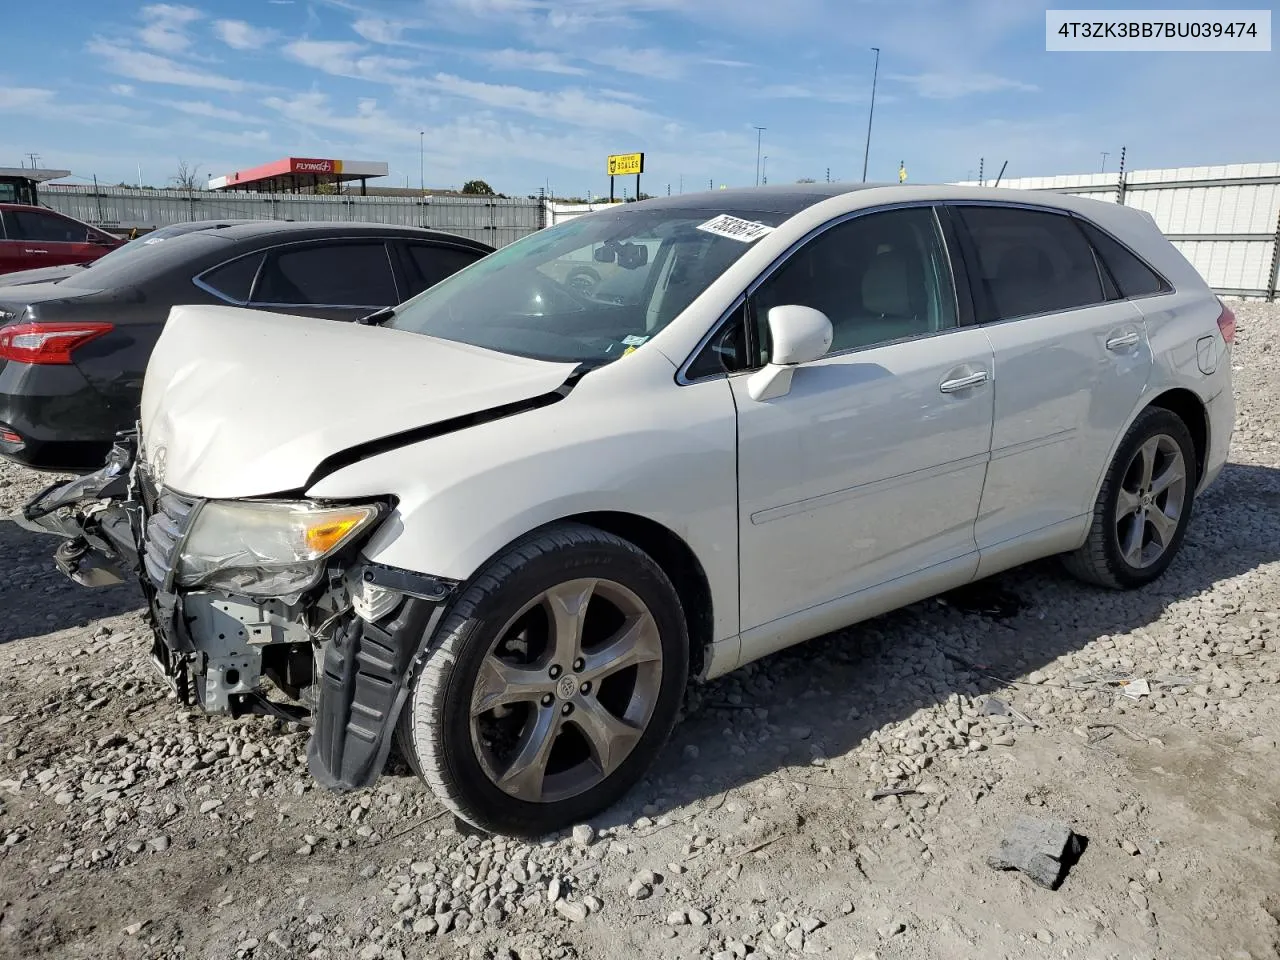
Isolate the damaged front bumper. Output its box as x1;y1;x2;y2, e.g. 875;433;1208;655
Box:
18;433;457;791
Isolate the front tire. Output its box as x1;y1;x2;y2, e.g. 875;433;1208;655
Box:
396;523;689;836
1063;407;1197;589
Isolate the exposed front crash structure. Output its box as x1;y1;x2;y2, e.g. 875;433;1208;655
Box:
19;432;458;792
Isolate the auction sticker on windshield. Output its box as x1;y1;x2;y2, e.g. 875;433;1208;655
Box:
697;215;775;243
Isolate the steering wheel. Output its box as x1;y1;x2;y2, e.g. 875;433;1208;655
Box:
564;265;602;295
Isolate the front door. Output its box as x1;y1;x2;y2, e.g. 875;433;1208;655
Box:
733;206;995;631
949;204;1153;553
1;208;104;269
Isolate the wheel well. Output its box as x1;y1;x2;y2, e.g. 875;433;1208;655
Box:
568;511;713;679
1147;388;1208;483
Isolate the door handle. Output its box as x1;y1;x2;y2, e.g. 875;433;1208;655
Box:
939;370;989;393
23;248;48;255
1106;330;1141;350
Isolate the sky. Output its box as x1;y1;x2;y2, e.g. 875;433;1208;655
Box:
0;0;1276;198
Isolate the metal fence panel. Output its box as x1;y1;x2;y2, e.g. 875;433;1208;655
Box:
39;185;545;247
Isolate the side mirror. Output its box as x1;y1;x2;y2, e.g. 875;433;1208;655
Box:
746;304;832;401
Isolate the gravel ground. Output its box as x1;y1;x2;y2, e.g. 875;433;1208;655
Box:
2;302;1279;960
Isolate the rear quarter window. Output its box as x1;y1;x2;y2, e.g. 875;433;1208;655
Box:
197;253;264;304
1078;220;1170;298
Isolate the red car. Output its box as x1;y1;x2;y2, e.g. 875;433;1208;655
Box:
0;203;123;276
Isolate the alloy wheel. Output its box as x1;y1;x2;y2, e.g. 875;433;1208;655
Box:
468;578;663;804
1115;433;1188;568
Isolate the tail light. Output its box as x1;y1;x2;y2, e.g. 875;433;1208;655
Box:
0;321;114;364
1216;301;1236;345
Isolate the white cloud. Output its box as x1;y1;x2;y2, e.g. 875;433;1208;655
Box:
428;73;660;131
889;72;1038;99
479;49;588;76
111;84;137;97
352;17;414;45
138;3;203;54
0;87;56;111
579;47;687;81
283;39;417;80
212;19;271;50
159;99;256;122
87;39;248;92
754;83;866;105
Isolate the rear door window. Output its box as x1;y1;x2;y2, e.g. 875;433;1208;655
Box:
252;241;399;307
956;206;1106;322
1077;220;1170;298
402;243;483;298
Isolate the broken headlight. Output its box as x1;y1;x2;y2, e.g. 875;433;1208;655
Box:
177;500;381;598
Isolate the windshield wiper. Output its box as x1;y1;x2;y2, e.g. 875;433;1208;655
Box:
356;306;396;326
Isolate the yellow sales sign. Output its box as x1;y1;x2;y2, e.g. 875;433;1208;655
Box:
607;153;644;176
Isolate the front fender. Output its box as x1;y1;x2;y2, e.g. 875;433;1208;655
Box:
305;364;741;644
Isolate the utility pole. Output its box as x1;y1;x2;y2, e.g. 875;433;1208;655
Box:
762;156;768;185
753;126;766;186
26;152;40;170
861;47;880;182
679;174;683;194
1100;151;1110;173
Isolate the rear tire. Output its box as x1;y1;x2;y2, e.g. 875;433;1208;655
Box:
1063;407;1197;589
396;523;689;836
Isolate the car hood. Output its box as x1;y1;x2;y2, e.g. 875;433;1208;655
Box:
0;265;79;288
141;305;581;499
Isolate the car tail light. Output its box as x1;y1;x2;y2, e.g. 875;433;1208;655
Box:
1216;301;1236;345
0;428;20;444
0;322;114;364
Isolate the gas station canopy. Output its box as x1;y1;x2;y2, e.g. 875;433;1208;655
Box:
207;157;389;194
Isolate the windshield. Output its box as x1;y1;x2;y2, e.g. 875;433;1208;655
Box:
386;205;790;363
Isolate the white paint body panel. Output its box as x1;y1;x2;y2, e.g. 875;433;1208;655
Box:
141;305;578;498
733;330;994;630
140;186;1235;684
976;298;1151;549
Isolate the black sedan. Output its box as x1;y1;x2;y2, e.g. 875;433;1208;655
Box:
0;219;255;288
0;221;492;470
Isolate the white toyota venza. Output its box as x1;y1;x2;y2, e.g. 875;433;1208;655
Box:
23;184;1236;835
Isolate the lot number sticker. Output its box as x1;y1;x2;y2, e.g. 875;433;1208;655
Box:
697;214;775;243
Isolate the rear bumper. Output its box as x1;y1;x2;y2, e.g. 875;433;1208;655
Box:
0;361;121;470
1200;384;1235;493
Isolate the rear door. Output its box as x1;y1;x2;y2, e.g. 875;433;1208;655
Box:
949;203;1152;564
247;240;402;321
396;241;486;300
1;208;107;269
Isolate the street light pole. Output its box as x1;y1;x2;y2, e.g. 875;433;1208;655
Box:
753;126;766;186
419;131;425;226
1101;151;1110;173
861;47;880;183
762;156;768;185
